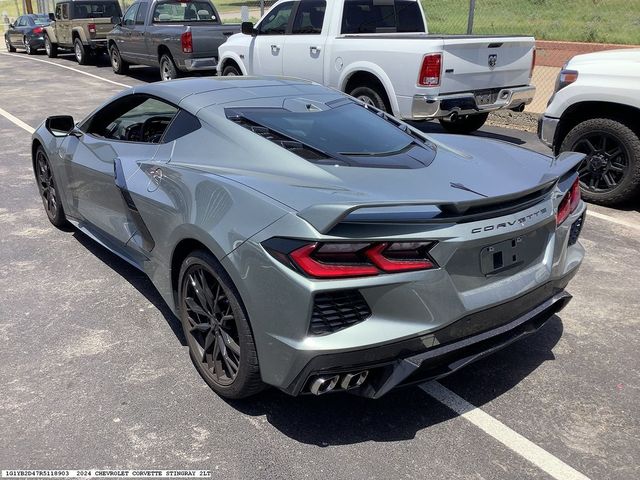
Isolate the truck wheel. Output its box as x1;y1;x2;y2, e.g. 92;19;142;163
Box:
349;85;389;113
5;36;16;52
560;118;640;206
439;113;489;134
160;54;180;81
110;45;129;74
222;64;241;76
44;34;57;57
74;38;88;65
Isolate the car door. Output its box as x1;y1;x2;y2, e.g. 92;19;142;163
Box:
7;16;22;44
63;94;179;257
130;1;149;60
58;2;71;46
250;1;295;75
116;3;139;60
282;0;326;82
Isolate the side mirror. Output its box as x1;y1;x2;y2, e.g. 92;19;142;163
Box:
241;21;257;36
9;22;14;28
111;15;121;26
45;115;76;137
49;13;55;21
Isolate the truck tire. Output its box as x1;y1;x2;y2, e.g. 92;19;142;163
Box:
110;45;129;74
5;36;16;52
160;54;180;81
349;85;389;113
44;34;57;57
74;38;88;65
560;117;640;206
439;113;489;134
222;64;241;76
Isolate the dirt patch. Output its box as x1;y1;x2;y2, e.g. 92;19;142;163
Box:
487;111;539;134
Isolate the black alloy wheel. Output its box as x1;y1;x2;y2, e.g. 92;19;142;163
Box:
178;251;263;398
561;117;640;206
35;147;68;227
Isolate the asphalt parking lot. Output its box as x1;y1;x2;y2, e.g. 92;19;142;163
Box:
0;51;639;480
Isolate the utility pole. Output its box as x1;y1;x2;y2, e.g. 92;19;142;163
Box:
25;0;34;14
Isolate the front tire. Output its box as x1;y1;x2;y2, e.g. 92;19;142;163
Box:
44;34;57;57
560;117;640;206
348;85;390;113
34;147;69;228
159;54;180;81
439;112;489;134
5;36;16;52
73;38;87;65
221;64;241;76
178;250;264;399
110;45;129;74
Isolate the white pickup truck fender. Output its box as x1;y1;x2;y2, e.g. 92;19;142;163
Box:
337;62;400;116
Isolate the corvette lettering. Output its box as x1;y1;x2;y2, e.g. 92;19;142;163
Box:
471;207;548;234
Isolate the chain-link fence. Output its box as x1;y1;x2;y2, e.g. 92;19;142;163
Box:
2;0;639;111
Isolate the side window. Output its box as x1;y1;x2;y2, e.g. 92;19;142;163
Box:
291;1;326;34
15;16;24;26
122;3;139;27
55;5;62;20
257;2;293;35
19;16;30;26
86;95;179;144
61;3;70;20
135;2;148;25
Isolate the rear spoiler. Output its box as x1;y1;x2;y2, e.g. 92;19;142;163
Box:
297;152;584;234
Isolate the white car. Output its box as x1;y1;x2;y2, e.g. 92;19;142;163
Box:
218;0;536;134
539;48;640;206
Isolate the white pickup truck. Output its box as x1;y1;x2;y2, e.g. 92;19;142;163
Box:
539;49;640;206
218;0;536;134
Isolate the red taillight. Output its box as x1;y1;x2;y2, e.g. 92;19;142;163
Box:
287;242;437;279
33;26;44;35
418;53;441;87
530;48;536;79
88;23;96;34
556;178;581;226
181;31;193;53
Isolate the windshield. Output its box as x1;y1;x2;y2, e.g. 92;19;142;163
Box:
33;15;50;25
153;0;218;23
227;103;436;169
341;0;425;34
73;2;122;19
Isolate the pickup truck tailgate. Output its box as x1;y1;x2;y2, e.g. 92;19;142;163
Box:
440;36;534;94
190;25;239;59
85;18;114;39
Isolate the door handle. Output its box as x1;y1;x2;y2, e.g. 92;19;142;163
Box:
309;46;320;55
270;44;280;53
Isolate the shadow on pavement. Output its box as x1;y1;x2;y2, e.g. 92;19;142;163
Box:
409;120;528;146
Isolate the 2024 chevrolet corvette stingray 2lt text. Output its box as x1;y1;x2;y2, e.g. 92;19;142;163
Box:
32;77;586;399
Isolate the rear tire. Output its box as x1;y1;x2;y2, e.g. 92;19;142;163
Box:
560;117;640;206
160;54;180;81
24;37;36;55
348;85;390;113
110;45;129;74
439;113;489;134
34;147;69;229
5;36;16;52
74;38;87;65
178;250;264;399
222;64;241;76
44;34;57;57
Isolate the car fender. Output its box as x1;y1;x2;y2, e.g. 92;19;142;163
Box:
338;62;400;116
44;24;58;43
218;50;249;76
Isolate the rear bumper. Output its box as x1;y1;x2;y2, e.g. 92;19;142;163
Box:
538;115;560;148
411;85;536;120
284;272;576;398
182;57;218;72
86;39;108;50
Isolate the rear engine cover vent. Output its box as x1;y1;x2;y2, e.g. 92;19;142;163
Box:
310;290;372;336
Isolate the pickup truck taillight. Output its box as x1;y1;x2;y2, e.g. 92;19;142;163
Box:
88;23;96;34
418;53;441;87
181;31;193;54
33;26;44;35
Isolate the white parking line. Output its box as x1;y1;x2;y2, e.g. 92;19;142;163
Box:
0;106;34;134
421;382;591;480
587;210;640;233
0;51;129;88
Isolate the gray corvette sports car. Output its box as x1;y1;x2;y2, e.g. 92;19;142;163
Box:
32;77;586;399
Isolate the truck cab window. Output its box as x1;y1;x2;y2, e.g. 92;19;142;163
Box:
257;2;293;35
341;0;424;34
135;2;149;25
291;0;326;34
122;4;138;26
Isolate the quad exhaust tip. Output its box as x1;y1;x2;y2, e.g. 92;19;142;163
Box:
308;370;369;395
